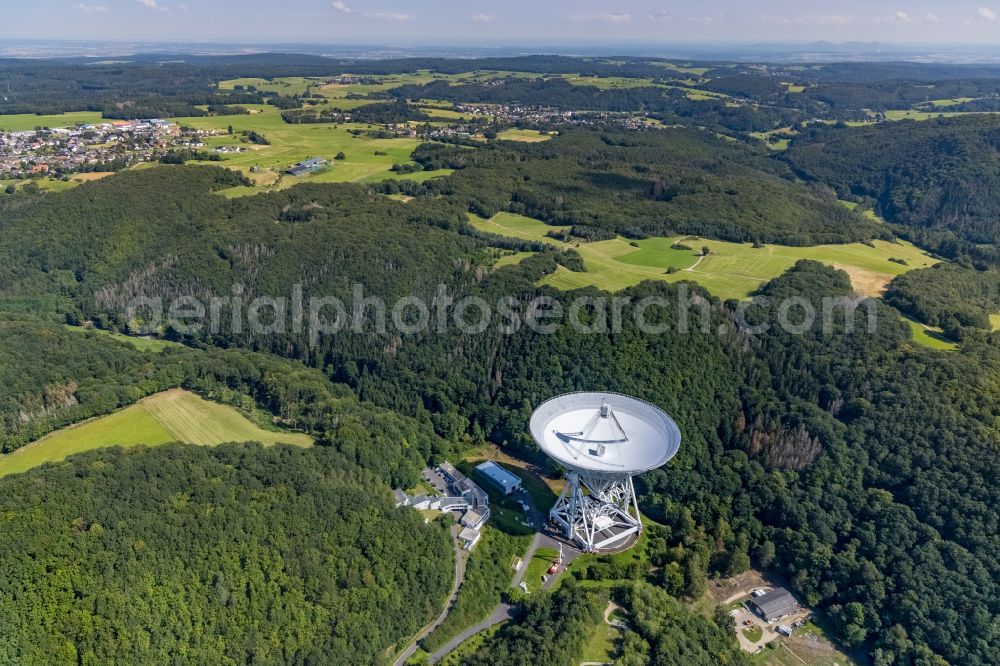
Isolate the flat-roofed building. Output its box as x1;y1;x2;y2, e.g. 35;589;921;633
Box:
475;460;522;495
460;509;487;530
458;526;481;550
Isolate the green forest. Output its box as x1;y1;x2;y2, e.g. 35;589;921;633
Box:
0;444;453;665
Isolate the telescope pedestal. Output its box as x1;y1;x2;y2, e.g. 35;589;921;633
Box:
549;471;643;552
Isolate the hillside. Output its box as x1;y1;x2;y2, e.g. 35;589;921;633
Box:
0;444;453;665
786;115;1000;264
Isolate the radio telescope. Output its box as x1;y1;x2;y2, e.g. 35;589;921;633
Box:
529;392;680;552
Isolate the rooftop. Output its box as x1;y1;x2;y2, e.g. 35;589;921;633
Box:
750;588;799;620
476;460;522;493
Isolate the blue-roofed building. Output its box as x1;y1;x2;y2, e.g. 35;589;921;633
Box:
475;461;522;495
286;157;328;175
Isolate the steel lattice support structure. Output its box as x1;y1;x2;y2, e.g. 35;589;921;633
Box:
549;470;643;552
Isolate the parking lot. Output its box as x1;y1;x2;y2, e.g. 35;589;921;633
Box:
422;467;450;495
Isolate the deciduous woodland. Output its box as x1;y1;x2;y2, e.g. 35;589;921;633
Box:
0;54;998;665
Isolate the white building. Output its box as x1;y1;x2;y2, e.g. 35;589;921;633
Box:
475;460;522;495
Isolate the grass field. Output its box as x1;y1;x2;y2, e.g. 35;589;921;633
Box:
0;101;439;197
470;213;937;299
493;250;535;268
922;97;976;107
0;389;312;477
496;128;551;142
579;608;621;663
883;109;996;121
167;104;434;195
991;313;1000;331
650;62;711;76
0;177;81;194
743;625;764;642
64;324;184;352
218;76;319;96
523;547;560;591
0;111;104;131
905;318;958;351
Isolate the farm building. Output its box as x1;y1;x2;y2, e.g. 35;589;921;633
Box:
475;461;522;495
286;157;327;176
748;588;800;622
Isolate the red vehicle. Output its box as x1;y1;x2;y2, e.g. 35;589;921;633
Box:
743;619;754;626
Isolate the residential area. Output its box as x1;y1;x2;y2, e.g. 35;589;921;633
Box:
0;119;227;181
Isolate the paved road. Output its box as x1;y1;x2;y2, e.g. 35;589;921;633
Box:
428;487;582;663
394;526;466;666
427;602;518;663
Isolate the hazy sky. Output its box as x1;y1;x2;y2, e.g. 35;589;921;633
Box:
7;1;1000;45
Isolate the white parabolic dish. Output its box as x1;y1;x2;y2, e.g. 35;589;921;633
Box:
529;392;680;479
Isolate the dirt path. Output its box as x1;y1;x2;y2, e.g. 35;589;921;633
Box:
604;601;626;628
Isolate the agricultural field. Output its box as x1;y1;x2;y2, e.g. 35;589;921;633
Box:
470;212;937;299
1;177;79;193
0;110;104;131
650;62;711;76
920;97;976;107
883;109;994;121
0;388;312;477
217;76;319;96
496;128;551;142
564;75;661;89
493;250;535;268
170;105;443;195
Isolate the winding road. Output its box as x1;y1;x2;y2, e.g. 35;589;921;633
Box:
393;525;467;666
426;488;581;664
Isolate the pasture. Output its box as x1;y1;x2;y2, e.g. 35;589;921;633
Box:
497;128;551;142
170;105;444;195
0;389;312;477
470;212;937;299
64;324;184;352
883;109;995;121
905;318;958;351
0;111;104;131
217;76;317;96
921;97;976;107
